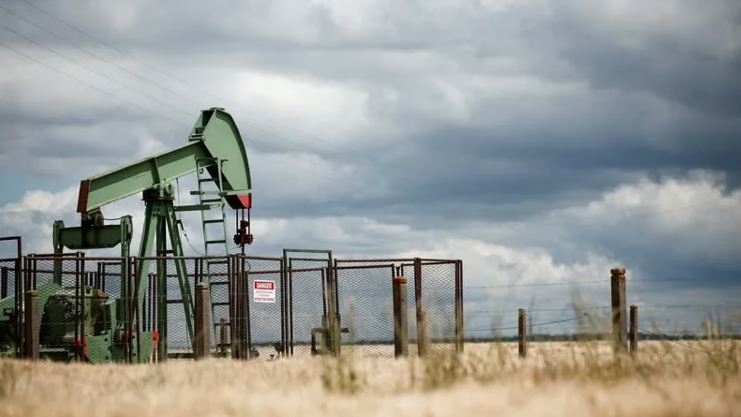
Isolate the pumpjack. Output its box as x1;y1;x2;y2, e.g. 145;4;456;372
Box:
1;108;253;362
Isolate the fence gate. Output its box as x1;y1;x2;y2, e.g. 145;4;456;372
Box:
283;249;335;356
334;261;399;357
237;255;284;359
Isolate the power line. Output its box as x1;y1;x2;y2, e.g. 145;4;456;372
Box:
0;39;182;125
0;4;203;111
3;0;351;179
0;20;194;121
12;0;348;154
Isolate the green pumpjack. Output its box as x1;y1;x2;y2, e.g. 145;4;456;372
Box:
0;108;252;363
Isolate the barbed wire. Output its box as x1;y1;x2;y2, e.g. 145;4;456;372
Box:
465;277;739;290
637;327;713;354
466;306;611;317
467;315;583;333
465;280;608;289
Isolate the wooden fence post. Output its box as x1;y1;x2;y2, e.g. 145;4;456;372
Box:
413;258;428;357
220;317;228;355
24;289;39;360
392;275;409;358
194;282;210;359
611;267;627;354
518;308;527;358
629;304;638;355
419;311;429;357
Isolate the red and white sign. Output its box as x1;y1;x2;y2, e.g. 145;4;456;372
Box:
253;280;276;303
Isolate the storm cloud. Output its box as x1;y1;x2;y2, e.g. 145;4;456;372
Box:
1;0;740;335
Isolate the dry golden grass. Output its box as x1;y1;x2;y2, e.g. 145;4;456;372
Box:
1;340;740;417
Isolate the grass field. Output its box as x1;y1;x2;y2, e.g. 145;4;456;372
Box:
1;340;739;417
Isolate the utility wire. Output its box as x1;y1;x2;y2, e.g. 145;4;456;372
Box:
0;39;183;125
11;0;347;153
0;19;194;120
0;5;202;111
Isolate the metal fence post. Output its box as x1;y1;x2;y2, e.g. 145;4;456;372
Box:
24;289;39;360
392;275;408;358
518;308;527;358
629;305;638;356
1;267;7;299
611;267;627;354
455;260;464;352
195;282;210;359
157;259;167;362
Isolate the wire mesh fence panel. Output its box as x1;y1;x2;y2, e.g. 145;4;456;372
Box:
288;258;331;356
138;257;203;357
202;257;230;350
23;256;136;362
336;264;396;357
0;260;19;301
243;256;284;359
420;261;459;356
0;258;20;357
32;256;81;360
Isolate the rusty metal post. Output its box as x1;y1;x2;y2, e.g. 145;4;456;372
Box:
24;290;39;360
220;317;228;355
629;305;638;356
455;260;464;352
0;267;7;299
518;308;527;358
413;258;428;357
194;282;210;359
392;275;408;358
611;267;627;354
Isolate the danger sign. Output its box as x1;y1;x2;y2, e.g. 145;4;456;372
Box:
253;280;276;303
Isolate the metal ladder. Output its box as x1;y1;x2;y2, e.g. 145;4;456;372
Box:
194;157;231;347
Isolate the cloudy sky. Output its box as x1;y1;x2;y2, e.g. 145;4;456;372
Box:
0;0;740;336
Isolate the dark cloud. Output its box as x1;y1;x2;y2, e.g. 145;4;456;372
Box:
0;0;740;332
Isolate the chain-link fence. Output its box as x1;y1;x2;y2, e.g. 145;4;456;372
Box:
335;262;397;357
413;260;462;356
0;236;22;358
287;256;332;356
335;258;463;358
1;241;463;361
19;255;142;362
241;256;284;359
